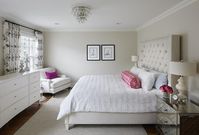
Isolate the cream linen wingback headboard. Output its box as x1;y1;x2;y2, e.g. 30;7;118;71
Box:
138;35;181;87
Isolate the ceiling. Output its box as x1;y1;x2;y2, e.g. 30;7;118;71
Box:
0;0;183;31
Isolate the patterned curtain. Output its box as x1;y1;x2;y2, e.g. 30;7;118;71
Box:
34;31;44;69
3;22;20;74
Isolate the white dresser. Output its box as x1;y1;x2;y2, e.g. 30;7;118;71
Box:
0;71;40;128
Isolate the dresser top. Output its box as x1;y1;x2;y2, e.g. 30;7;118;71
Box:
157;96;199;115
173;101;199;115
0;73;24;83
0;71;40;84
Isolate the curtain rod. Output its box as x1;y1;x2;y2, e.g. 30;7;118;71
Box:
5;20;42;33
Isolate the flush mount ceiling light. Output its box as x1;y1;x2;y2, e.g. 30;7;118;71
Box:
72;6;91;23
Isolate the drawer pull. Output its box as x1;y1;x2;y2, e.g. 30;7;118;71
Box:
14;108;17;110
14;83;17;86
14;96;17;98
164;120;168;124
164;109;168;112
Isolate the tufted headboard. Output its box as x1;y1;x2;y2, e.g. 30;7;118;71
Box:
138;35;181;87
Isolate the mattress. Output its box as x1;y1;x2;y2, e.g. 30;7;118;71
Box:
57;74;161;120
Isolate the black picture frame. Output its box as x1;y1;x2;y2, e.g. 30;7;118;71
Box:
101;44;115;61
87;44;100;61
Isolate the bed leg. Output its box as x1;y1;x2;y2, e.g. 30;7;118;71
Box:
65;123;69;130
65;115;70;130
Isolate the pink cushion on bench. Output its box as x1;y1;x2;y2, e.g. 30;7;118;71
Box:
45;70;58;79
121;71;141;89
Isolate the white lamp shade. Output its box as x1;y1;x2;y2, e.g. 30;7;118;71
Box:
169;61;197;76
131;56;138;62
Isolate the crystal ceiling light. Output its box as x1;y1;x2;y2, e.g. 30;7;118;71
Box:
72;6;91;23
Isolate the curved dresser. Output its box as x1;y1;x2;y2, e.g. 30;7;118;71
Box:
0;71;40;128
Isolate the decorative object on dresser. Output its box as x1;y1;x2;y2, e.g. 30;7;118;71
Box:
131;55;138;67
169;61;197;103
0;71;40;128
101;44;115;61
40;67;72;94
87;45;100;61
160;85;174;103
156;95;199;135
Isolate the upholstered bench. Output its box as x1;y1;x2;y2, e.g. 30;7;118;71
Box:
40;67;72;94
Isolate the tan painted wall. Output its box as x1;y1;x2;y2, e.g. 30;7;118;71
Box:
44;31;137;81
137;1;199;95
0;17;4;75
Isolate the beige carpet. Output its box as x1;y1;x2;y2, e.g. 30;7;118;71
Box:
15;91;147;135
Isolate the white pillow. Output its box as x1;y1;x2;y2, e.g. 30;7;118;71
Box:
130;67;145;76
149;70;168;88
138;70;156;91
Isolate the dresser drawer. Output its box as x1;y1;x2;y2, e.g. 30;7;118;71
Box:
1;97;28;126
0;86;28;112
29;91;40;105
157;113;178;125
157;98;176;113
30;81;40;93
29;72;40;83
0;76;28;96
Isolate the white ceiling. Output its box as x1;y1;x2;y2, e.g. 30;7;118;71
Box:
0;0;183;31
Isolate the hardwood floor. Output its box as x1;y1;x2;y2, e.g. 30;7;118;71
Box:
0;102;41;135
144;125;159;135
0;94;159;135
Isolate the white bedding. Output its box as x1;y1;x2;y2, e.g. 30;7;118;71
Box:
57;74;162;120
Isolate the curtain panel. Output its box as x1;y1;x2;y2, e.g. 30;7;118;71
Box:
34;31;44;69
3;21;20;74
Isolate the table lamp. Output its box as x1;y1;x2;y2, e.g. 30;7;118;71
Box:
169;61;197;102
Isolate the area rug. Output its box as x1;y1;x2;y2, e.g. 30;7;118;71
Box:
15;91;147;135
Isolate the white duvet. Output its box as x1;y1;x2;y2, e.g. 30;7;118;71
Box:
57;74;161;120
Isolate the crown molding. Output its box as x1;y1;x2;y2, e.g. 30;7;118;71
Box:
43;28;136;32
136;0;198;31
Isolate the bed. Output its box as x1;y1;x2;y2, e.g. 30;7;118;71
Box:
58;35;181;130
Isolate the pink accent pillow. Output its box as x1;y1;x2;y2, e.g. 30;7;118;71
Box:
45;71;58;79
121;71;141;89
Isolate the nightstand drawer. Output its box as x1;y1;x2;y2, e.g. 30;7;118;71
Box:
158;125;178;135
157;113;178;125
157;98;176;113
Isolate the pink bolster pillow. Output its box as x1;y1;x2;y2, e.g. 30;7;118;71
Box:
45;70;58;79
121;71;141;89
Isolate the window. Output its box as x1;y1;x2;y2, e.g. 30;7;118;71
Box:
3;21;43;74
19;35;39;71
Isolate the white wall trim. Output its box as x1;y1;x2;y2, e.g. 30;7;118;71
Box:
136;0;198;31
43;28;136;32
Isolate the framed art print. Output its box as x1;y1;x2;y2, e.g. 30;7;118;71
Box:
87;45;100;61
101;44;115;61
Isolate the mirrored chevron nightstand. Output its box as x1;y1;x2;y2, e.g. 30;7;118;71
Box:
156;96;199;135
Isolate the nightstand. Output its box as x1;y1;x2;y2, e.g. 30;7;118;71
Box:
156;96;199;135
